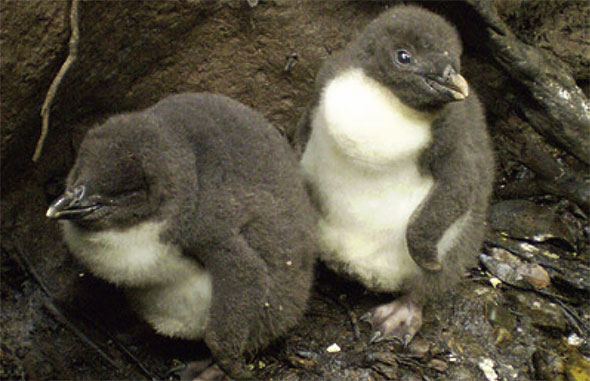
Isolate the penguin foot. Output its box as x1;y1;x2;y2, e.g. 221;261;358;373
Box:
360;295;422;346
171;359;229;381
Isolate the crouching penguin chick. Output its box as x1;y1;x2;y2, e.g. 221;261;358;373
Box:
47;93;317;379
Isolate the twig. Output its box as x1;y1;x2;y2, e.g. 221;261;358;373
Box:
43;300;123;371
32;0;80;162
8;246;122;371
75;309;160;380
10;243;158;379
553;299;589;337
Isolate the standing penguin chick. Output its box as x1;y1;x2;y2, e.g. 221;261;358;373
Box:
47;93;317;379
296;6;494;345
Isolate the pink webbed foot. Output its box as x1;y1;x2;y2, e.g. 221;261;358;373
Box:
172;359;230;381
360;295;423;346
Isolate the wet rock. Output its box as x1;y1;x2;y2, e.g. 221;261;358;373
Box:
486;233;590;295
478;357;498;381
532;349;567;381
427;358;448;373
288;355;316;370
492;327;512;346
496;363;521;380
479;253;530;289
489;246;523;268
565;350;590;381
367;351;398;367
486;302;516;346
486;246;549;286
486;302;517;331
519;263;551;289
489;200;577;250
550;270;590;297
399;373;420;381
507;292;567;333
407;337;430;358
487;247;551;289
371;361;398;380
446;367;475;381
567;333;585;347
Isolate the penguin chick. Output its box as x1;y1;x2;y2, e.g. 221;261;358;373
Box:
296;5;494;345
47;93;317;379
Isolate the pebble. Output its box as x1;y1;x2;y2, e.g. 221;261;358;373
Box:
326;343;341;353
519;263;551;289
428;358;448;372
567;333;584;347
489;277;502;288
407;337;430;357
478;358;498;381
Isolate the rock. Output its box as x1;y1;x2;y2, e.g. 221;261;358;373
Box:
446;367;476;381
288;356;316;369
428;358;448;373
565;351;590;381
478;358;498;381
479;253;529;289
399;373;420;381
484;247;551;289
486;302;517;331
407;337;430;358
371;362;399;380
507;292;567;333
326;343;341;353
532;349;567;381
566;333;585;347
519;263;551;289
489;200;576;250
485;233;590;295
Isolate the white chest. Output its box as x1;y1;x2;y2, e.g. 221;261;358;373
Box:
301;69;435;292
314;68;435;166
62;220;212;339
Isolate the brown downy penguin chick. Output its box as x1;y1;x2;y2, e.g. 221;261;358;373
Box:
295;5;494;345
47;93;317;379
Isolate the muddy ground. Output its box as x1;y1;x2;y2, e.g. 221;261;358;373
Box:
1;1;589;380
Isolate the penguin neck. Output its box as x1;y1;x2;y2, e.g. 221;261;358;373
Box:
313;68;436;167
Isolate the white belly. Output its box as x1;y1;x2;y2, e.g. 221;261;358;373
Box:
62;220;212;339
301;68;436;292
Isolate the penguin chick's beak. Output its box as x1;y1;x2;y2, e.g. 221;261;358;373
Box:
425;65;469;101
46;185;102;219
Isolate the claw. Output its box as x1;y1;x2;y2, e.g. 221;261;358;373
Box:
369;330;383;344
359;311;373;323
403;333;413;346
361;296;423;346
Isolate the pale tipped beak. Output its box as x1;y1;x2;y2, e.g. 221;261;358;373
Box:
446;71;469;100
46;185;101;219
425;65;469;101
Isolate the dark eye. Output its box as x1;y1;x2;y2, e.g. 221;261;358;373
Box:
395;49;412;65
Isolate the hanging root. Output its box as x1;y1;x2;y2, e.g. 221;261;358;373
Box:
32;0;80;162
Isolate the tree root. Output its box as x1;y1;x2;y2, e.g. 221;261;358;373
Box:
464;0;590;166
32;0;80;162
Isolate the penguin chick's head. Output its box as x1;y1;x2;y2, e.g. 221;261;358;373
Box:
47;114;180;231
354;5;468;110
